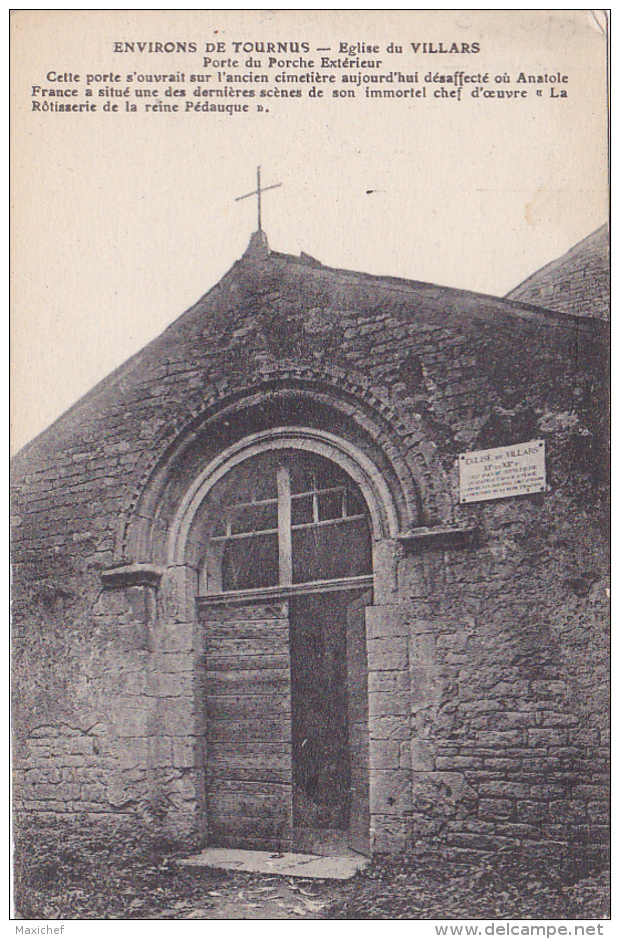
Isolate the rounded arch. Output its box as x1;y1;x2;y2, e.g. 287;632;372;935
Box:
118;373;443;567
167;426;400;570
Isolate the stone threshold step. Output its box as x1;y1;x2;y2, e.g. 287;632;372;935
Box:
177;847;369;880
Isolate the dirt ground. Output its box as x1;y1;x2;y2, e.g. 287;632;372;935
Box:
13;820;610;921
149;874;339;919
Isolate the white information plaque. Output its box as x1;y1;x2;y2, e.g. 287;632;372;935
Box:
459;440;546;504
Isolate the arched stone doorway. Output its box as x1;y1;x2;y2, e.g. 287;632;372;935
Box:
167;429;402;856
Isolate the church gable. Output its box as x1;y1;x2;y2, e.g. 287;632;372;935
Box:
11;231;609;863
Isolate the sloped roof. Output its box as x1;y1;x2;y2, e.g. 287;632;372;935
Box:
13;230;607;470
506;225;609;320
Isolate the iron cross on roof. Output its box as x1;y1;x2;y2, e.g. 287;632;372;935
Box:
235;167;282;232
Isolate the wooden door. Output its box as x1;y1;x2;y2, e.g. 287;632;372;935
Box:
202;601;292;851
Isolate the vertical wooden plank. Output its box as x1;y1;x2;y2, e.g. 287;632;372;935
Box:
203;601;292;851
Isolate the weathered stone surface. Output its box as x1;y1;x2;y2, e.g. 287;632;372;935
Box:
409;772;477;820
479;781;530;800
479;799;515;821
368;692;411;718
410;739;435;771
369;740;401;771
516;800;549;824
10;230;609;857
370;769;413;815
368;670;410;694
370;813;410;853
474;730;524;748
506;225;609;321
368;714;411;741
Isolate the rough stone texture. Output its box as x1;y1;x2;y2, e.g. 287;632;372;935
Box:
506;225;609;321
11;231;609;861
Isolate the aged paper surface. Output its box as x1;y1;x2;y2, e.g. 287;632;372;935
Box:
11;9;607;454
11;9;609;926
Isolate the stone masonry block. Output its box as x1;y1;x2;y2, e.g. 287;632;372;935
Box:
479;799;515;821
410;772;477;819
92;590;134;621
165;771;198;803
107;773;146;808
461;698;503;714
157;697;194;737
365;606;408;640
370;769;413;815
370;814;408;854
156;672;194;698
67;736;98;757
172;737;197;769
29;726;59;739
154;652;194;675
538;710;579;728
409;666;440;714
516;800;549;823
475;730;523;747
370;650;409;672
479;781;530;800
570;728;601;747
29;784;61;800
529;784;567;800
368;670;410;694
370;739;401;771
125;586;156;626
398;741;412;769
587;802;610;823
153;621;195;654
117;669;148;696
372;542;399;603
572;784;609;802
435;632;469;652
489;679;531;698
528;728;569;747
435;755;477;771
27;767;62;785
113;707;150;738
469;711;533;731
549;800;588;823
408;634;436;665
367;636;408;661
149;735;173;769
56;783;82;800
410;738;435;771
369;714;411;741
80;782;107;803
569;825;610;846
369;692;411;717
159;567;197;624
531;680;568;698
117;738;149;769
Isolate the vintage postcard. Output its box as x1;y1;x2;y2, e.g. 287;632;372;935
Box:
11;10;609;926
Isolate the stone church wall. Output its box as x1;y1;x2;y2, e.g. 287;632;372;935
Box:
11;241;609;861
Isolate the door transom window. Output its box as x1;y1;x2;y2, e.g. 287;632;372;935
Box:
202;449;372;594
